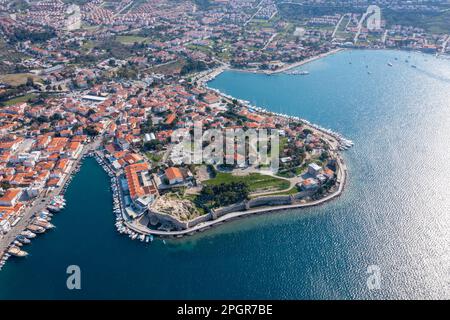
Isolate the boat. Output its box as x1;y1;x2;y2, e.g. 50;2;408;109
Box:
411;65;417;68
286;70;310;75
47;205;61;213
387;62;393;67
16;235;31;244
27;225;46;234
21;230;36;238
14;240;23;247
7;246;28;257
34;220;54;229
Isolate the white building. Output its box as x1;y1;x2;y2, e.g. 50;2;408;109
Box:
0;219;11;235
308;163;322;176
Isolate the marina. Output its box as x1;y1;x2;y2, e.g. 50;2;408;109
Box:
0;137;101;272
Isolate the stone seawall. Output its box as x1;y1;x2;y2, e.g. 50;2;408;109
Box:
124;155;347;237
147;190;317;232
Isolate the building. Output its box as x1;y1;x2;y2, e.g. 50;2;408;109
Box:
301;178;319;191
308;163;322;176
0;188;23;207
124;163;158;214
0;219;11;235
165;167;183;185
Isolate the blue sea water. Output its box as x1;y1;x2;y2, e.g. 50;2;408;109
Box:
1;50;449;299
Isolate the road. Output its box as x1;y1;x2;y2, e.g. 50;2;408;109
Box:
0;136;103;255
263;33;278;50
331;14;346;39
354;11;369;44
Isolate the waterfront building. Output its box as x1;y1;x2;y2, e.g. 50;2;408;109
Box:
0;188;22;207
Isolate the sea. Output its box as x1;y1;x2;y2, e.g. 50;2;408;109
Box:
1;49;449;299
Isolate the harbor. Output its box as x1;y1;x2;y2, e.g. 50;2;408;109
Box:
91;152;155;244
0;136;103;272
0;49;449;299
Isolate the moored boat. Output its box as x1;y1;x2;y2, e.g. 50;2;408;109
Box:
7;246;28;257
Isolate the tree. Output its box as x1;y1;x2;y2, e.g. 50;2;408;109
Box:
1;181;11;190
26;77;34;87
84;126;99;137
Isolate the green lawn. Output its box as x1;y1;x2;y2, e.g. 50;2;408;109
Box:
145;152;162;163
116;35;151;45
2;93;37;106
204;172;290;193
0;73;41;87
250;185;300;198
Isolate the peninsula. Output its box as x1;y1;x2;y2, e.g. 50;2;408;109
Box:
1;0;448;269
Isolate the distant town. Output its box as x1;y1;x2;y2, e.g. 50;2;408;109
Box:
0;0;449;264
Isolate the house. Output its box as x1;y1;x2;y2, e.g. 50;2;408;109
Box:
301;178;319;191
0;188;23;207
165;167;183;185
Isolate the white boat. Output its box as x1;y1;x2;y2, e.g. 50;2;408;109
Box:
21;231;36;239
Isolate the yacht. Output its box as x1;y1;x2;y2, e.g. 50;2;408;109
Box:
287;70;310;75
8;246;28;257
21;230;36;239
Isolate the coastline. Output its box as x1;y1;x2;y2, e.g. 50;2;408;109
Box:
266;48;345;74
195;47;345;85
124;155;347;238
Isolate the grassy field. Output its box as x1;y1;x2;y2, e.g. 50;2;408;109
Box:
250;185;300;198
204;172;290;193
116;35;151;45
2;93;37;106
148;59;184;75
0;73;41;87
